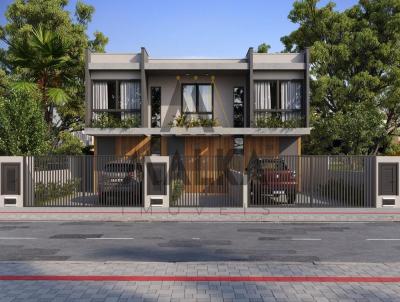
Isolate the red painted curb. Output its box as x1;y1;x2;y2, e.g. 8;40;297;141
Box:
0;275;399;282
0;211;400;215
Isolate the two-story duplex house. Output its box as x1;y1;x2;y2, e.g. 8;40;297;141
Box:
84;47;310;165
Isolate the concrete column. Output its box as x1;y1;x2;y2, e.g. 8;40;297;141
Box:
0;156;24;207
304;47;310;128
144;156;170;208
242;173;248;208
246;47;254;127
140;47;149;128
84;49;92;127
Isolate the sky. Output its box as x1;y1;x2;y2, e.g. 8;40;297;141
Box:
0;0;358;58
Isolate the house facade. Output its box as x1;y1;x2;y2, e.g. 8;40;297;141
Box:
84;47;310;164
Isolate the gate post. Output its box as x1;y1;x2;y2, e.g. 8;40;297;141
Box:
243;173;248;208
144;156;170;208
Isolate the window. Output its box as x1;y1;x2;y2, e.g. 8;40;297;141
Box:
254;80;303;111
233;136;244;155
280;81;302;110
233;87;244;127
1;163;20;195
254;81;278;110
151;87;161;128
182;84;213;119
92;80;141;119
254;80;303;122
151;136;161;155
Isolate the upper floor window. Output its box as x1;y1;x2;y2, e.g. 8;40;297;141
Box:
254;80;302;111
92;80;141;114
254;80;302;122
233;87;244;127
182;84;213;119
151;87;161;128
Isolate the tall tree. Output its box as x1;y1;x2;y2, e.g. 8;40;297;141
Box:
257;43;271;53
281;0;400;155
0;89;49;155
8;26;71;123
0;0;108;146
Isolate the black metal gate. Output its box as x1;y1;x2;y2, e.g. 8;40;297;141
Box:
24;155;144;207
169;154;244;207
248;155;375;207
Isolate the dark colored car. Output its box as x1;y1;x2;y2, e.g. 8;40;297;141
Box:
98;161;143;206
248;158;297;204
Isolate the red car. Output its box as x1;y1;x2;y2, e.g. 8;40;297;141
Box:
249;158;297;204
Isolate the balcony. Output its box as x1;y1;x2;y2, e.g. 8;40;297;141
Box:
91;110;141;128
253;109;305;128
90;80;141;128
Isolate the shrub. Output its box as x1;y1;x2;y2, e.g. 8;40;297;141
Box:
34;178;80;206
170;179;184;206
92;113;141;128
170;113;218;128
254;116;303;128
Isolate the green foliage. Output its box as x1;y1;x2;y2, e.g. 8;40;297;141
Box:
92;113;141;128
254;116;304;128
304;103;386;155
170;179;184;206
53;131;84;155
257;43;271;53
0;90;49;155
281;0;400;154
34;178;80;206
170;114;219;128
0;0;108;147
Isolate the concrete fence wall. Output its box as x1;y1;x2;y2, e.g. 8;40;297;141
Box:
1;155;400;208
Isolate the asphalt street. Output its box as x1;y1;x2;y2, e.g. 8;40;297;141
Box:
0;221;400;262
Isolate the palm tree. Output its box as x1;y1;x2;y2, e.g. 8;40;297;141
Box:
6;26;71;124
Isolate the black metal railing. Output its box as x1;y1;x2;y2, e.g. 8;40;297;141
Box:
25;155;144;207
24;155;375;208
91;109;141;128
248;155;375;207
170;155;244;207
253;109;304;128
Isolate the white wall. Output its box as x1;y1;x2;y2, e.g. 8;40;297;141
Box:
147;74;246;127
0;156;24;207
376;156;400;208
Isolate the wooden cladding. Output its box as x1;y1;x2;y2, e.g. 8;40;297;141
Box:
184;137;233;194
184;137;233;157
244;136;278;166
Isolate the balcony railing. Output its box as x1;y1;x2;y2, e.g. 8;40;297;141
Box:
91;109;141;128
253;109;304;128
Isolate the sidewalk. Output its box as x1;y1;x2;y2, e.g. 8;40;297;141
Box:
1;261;400;301
1;207;400;222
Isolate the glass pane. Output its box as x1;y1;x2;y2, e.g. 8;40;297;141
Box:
151;136;161;155
233;87;244;127
233;136;244;155
107;81;117;109
151;87;161;127
186;113;212;120
198;85;212;112
182;85;196;112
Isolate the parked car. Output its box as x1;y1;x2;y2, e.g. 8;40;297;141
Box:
248;158;297;204
98;160;143;206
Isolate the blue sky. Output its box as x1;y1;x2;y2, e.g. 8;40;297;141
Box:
1;0;358;57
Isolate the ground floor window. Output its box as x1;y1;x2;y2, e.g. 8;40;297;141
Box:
233;136;244;155
151;136;161;155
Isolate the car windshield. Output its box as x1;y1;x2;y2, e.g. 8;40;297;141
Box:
260;160;287;170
